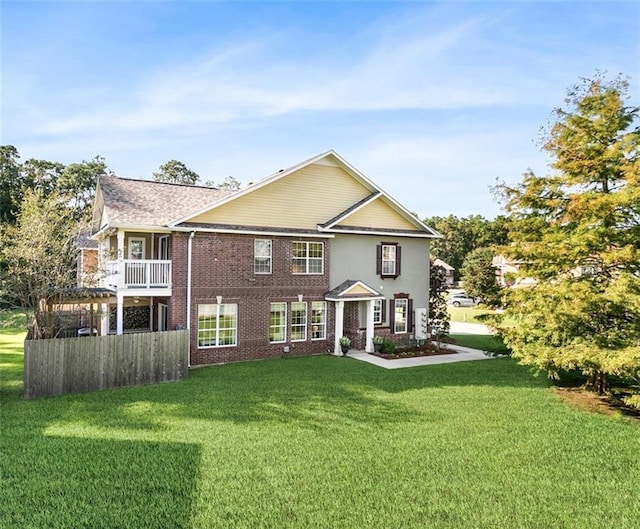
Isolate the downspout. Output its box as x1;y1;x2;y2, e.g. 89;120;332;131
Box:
186;231;195;367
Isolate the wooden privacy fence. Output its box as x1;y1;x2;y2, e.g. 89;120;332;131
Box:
24;330;189;399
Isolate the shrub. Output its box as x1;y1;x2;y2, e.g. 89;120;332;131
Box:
381;339;395;354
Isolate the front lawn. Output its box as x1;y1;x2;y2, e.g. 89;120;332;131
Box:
2;314;639;528
450;333;511;355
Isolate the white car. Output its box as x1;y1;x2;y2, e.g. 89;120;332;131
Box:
447;293;476;307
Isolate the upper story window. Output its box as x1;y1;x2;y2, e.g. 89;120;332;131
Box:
376;243;401;278
254;239;272;274
292;242;324;275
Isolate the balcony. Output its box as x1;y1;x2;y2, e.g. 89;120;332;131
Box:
105;260;172;290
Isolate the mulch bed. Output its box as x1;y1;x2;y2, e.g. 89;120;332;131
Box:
554;387;640;421
369;343;456;360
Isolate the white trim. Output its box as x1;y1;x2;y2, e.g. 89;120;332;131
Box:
290;301;308;342
292;241;324;275
320;193;381;230
170;226;334;238
127;237;146;260
317;226;438;238
158;303;168;332
158;235;170;260
186;232;195;332
269;302;287;344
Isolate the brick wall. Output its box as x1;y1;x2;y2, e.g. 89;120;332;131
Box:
170;232;335;365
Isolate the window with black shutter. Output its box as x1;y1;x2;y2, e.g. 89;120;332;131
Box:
376;242;401;279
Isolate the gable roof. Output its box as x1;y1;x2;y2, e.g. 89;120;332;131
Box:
94;175;236;232
433;258;455;271
171;150;440;238
325;279;384;301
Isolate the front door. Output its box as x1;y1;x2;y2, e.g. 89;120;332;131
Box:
127;237;146;285
158;303;168;331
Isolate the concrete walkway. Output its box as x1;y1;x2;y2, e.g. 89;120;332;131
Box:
449;321;492;335
345;344;494;370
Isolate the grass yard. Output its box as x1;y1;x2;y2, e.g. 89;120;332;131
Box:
447;305;495;324
450;333;511;355
2;311;640;528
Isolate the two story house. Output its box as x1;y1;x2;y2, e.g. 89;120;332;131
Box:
90;150;440;366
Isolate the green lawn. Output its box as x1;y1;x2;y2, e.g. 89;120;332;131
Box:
447;305;495;323
2;311;640;528
450;333;511;355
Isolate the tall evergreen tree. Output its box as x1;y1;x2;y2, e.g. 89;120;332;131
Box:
429;260;450;341
495;73;640;396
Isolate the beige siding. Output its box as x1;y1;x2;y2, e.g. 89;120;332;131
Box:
337;197;420;231
343;283;372;295
188;164;372;229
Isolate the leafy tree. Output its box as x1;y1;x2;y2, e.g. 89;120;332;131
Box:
153;159;200;185
0;189;77;338
203;176;241;190
495;73;640;396
429;260;450;341
57;156;110;221
424;214;511;280
0;146;109;224
460;247;502;307
0;145;23;224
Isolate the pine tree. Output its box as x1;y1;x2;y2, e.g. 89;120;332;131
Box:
495;73;640;396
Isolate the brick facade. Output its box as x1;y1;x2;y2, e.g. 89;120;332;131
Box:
170;232;335;366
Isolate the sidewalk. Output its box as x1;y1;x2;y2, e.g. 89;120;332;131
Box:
449;321;491;335
346;345;493;370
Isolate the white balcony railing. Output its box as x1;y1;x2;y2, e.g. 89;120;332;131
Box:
105;260;172;289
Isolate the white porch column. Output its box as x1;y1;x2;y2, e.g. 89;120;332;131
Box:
334;300;344;355
117;229;125;289
116;292;124;335
365;299;375;353
100;303;109;336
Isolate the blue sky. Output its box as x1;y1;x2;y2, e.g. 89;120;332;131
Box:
2;1;638;219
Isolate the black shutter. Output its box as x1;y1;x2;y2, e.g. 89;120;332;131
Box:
408;298;413;334
389;299;395;334
376;245;382;275
381;298;386;325
396;245;402;277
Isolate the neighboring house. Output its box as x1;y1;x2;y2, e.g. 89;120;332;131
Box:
492;255;536;288
432;258;455;287
90;150;441;366
75;229;99;288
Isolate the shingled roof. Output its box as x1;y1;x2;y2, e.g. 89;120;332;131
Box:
98;175;236;229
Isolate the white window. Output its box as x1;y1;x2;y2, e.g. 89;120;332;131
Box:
254;239;272;274
382;244;396;275
158;236;170;260
158;303;168;331
292;242;323;274
128;237;145;260
269;302;286;343
197;304;238;347
394;298;408;334
291;302;307;341
373;299;383;325
311;301;326;340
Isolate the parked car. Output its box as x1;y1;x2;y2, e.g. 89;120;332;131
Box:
447;293;476;307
